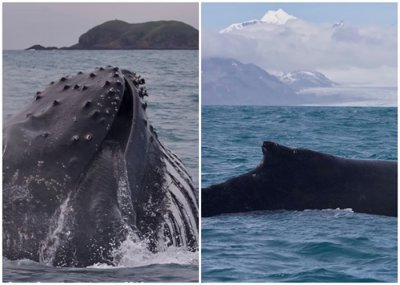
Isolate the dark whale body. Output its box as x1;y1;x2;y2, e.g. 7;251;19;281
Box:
202;141;397;217
3;67;198;267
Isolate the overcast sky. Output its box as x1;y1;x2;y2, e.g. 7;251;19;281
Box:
3;3;199;50
202;3;397;87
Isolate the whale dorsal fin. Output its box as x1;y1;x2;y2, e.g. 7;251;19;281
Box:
261;141;296;165
261;141;336;166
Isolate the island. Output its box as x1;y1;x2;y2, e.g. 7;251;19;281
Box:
26;20;198;50
25;44;58;51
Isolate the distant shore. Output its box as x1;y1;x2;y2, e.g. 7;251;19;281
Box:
25;19;198;51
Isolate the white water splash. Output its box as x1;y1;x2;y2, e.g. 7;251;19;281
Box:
39;194;73;265
87;234;198;269
302;208;355;218
304;208;354;213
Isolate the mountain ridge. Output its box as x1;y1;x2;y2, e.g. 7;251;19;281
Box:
202;57;337;105
26;19;198;50
202;57;298;105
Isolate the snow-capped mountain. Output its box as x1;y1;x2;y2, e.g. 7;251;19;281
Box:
220;9;297;33
279;71;337;90
202;57;297;105
202;57;339;105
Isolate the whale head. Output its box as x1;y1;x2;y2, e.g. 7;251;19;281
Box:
3;66;151;202
3;67;196;266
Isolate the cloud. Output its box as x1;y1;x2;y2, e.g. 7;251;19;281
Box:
202;19;397;86
332;26;364;43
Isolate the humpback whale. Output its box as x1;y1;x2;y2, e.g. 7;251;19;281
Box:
3;67;198;267
202;141;397;217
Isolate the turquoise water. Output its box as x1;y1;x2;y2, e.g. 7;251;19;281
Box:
202;106;397;282
3;50;198;282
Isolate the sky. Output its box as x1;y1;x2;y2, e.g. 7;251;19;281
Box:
202;3;397;32
3;3;199;50
202;3;397;87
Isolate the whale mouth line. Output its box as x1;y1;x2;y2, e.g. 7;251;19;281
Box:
103;79;134;152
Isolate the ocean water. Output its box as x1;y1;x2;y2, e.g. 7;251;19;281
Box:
3;50;198;282
202;106;397;282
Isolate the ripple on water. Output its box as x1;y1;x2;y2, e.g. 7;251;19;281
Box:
202;210;397;282
202;106;397;282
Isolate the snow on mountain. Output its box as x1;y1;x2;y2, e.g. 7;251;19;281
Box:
280;71;337;90
333;20;344;28
220;9;297;33
219;19;263;33
261;9;297;25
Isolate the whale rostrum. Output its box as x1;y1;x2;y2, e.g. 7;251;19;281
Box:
3;67;198;267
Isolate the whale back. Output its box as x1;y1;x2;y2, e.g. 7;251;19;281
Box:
202;141;397;217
